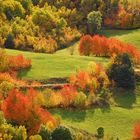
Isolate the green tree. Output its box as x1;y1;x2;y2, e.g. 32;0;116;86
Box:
52;126;73;140
1;0;25;20
87;11;102;34
107;53;135;89
16;0;33;14
39;125;51;140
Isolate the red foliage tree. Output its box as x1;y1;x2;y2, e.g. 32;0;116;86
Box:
133;122;140;139
100;36;110;57
2;88;55;134
79;35;93;56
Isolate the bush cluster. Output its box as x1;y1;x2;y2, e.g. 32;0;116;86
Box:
39;62;111;108
0;49;31;72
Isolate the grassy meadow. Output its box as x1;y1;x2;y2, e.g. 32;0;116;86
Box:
6;49;108;80
6;29;140;80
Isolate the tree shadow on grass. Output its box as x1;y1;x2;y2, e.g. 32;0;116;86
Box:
112;88;136;108
100;106;111;113
49;106;111;123
17;67;31;79
49;108;87;122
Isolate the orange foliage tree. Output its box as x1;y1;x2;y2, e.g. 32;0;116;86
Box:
60;85;78;107
78;35;94;56
70;71;90;91
2;88;55;134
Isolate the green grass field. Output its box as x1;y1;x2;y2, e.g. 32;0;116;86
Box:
50;107;140;139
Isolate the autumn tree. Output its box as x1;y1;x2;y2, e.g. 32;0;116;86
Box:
87;11;102;34
79;35;93;56
1;0;25;20
2;88;55;134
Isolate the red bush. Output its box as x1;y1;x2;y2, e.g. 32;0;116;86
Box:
133;122;140;139
8;55;31;70
2;88;55;134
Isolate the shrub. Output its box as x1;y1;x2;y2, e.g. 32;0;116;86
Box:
57;27;81;49
0;81;14;98
0;124;27;140
70;70;90;92
73;92;87;108
133;122;140;140
95;127;104;138
107;53;135;89
0;49;31;72
60;85;78;107
0;73;15;84
87;93;97;106
8;55;31;70
29;135;42;140
52;126;73;140
39;125;51;140
43;89;62;108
